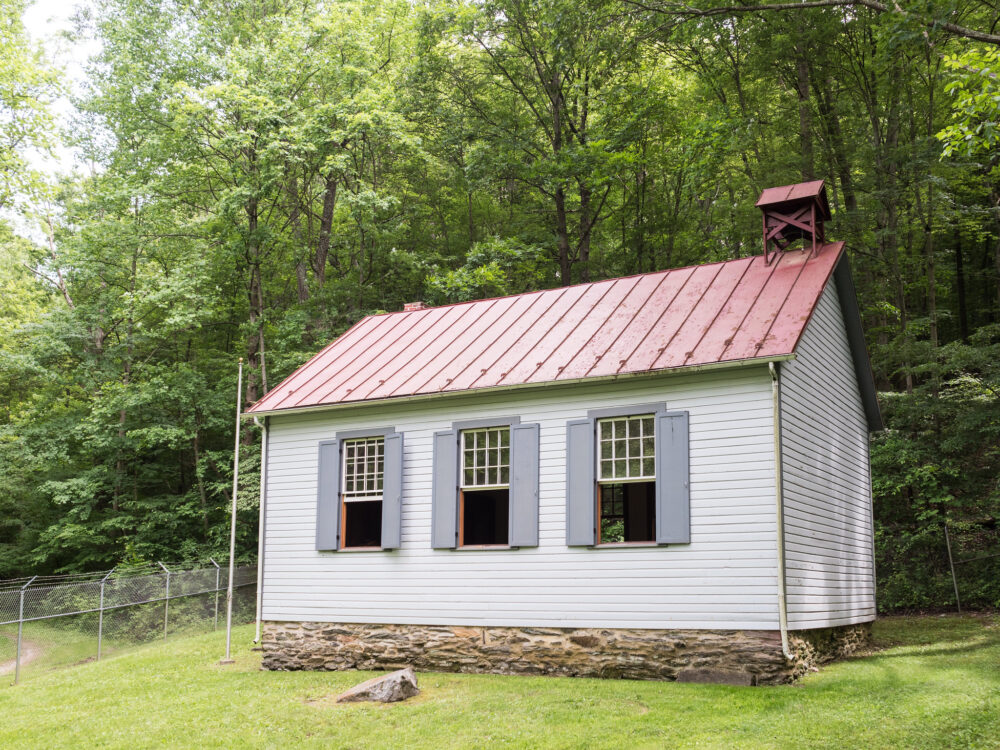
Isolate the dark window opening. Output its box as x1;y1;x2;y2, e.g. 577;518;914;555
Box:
342;499;382;548
461;489;509;546
599;482;655;543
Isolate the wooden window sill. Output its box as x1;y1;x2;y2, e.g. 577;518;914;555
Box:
594;541;659;548
457;544;514;550
338;546;386;553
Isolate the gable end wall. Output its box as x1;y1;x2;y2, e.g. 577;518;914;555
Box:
780;280;877;629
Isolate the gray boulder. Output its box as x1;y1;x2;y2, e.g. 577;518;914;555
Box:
335;667;420;703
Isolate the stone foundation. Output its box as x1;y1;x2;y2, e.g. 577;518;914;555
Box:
261;620;871;685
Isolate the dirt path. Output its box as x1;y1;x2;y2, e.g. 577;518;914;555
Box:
0;634;42;676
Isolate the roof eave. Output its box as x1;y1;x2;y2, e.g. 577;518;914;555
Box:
832;253;884;432
244;353;796;419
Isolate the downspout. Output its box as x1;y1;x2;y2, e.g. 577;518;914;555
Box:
769;362;793;660
253;416;268;644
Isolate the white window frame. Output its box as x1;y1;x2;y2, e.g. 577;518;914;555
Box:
459;426;510;491
597;414;656;484
341;437;385;503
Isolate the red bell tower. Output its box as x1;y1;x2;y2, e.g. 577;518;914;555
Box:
756;180;832;264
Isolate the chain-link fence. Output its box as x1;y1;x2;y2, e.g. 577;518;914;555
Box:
0;562;256;685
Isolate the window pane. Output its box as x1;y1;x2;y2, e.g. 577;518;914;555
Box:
599;459;610;480
342;437;385;498
600;440;612;460
598;415;656;482
461;427;510;488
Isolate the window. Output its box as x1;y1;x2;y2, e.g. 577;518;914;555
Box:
459;427;510;546
341;437;384;548
597;415;656;544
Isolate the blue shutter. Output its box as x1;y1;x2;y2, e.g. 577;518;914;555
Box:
431;429;458;548
315;439;341;551
656;411;690;544
509;423;540;547
381;432;404;549
566;419;596;546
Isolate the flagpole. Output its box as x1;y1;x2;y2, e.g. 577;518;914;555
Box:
221;357;243;664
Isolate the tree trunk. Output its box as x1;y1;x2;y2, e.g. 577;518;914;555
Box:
245;194;263;410
955;229;969;341
192;429;210;538
794;43;814;180
287;170;309;303
315;171;337;288
555;186;572;284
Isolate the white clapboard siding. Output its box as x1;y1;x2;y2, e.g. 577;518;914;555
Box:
262;368;782;630
780;279;876;629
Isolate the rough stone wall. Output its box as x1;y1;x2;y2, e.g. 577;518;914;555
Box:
261;620;871;685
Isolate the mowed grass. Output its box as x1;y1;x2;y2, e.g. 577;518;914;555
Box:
0;615;997;749
1;622;136;676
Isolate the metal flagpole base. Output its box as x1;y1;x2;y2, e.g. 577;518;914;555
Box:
218;658;236;665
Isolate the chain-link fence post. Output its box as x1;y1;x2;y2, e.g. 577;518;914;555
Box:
97;568;115;660
158;562;170;640
210;558;221;631
15;576;36;685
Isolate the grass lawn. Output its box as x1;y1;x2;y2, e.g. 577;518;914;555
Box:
1;622;125;677
0;627;14;662
0;615;998;749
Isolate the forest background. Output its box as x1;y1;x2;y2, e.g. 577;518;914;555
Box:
1;0;998;611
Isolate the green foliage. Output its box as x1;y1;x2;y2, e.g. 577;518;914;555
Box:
939;49;1000;159
425;237;549;303
872;325;1000;610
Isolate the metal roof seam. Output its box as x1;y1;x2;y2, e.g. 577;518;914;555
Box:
678;257;755;367
716;254;783;361
464;286;572;390
442;292;553;393
576;270;673;379
408;294;535;395
354;299;488;400
384;296;507;397
553;274;648;381
285;310;411;408
765;242;845;356
613;261;719;375
516;277;625;384
750;247;815;356
252;314;383;411
643;261;728;372
325;306;457;404
483;282;601;385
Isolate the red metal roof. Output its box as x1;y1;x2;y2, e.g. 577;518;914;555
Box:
249;243;846;413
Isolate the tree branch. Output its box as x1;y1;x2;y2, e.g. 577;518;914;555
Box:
624;0;1000;46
